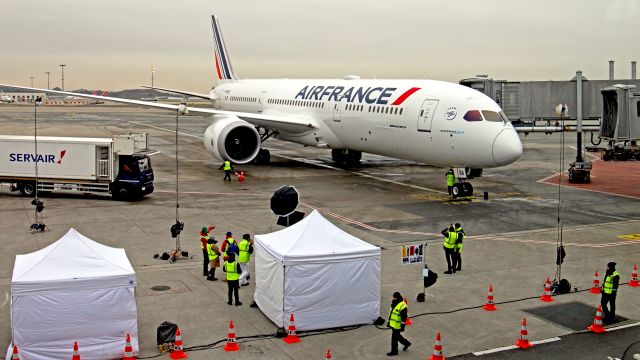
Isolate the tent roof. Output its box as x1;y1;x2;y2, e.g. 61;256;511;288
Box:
255;210;380;264
12;228;135;284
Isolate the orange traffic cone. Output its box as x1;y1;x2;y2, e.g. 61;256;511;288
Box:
11;344;19;360
629;264;639;287
403;298;413;325
540;277;554;302
169;327;188;359
587;304;607;333
72;342;81;360
590;271;601;294
223;321;240;352
283;313;301;344
428;332;444;360
325;349;332;359
483;285;497;311
123;333;135;360
515;318;533;349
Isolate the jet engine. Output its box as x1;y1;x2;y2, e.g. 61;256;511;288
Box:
203;115;261;164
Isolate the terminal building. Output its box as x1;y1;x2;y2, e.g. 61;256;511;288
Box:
460;60;639;125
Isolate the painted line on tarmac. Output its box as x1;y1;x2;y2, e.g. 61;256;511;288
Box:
129;121;203;139
606;321;640;332
154;189;267;197
471;235;640;249
300;202;440;236
277;155;448;194
472;337;561;356
537;172;640;201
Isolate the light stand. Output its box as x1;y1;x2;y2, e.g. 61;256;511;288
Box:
31;97;46;232
167;105;189;262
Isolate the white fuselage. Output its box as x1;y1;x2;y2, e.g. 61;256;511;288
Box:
210;78;522;168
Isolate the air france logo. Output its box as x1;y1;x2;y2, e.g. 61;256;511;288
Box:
9;150;67;164
295;86;420;105
445;107;457;120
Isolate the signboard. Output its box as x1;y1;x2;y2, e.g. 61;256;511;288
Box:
401;243;425;265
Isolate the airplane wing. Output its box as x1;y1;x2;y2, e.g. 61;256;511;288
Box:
0;84;318;134
140;85;211;100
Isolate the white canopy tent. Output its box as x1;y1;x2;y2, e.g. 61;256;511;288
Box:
254;210;381;331
8;228;138;360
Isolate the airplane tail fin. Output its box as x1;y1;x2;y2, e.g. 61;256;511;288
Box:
211;15;237;83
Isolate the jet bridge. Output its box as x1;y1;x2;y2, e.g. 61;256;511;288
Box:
600;85;640;160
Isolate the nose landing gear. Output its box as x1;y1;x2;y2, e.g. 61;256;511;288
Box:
449;168;477;198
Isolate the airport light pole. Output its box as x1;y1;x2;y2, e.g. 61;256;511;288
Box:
59;64;66;91
30;76;34;88
151;66;155;88
45;72;51;90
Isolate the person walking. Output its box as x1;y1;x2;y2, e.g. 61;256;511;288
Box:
238;233;254;286
223;253;242;306
200;226;215;276
454;223;465;272
442;225;458;274
446;169;455;196
206;237;221;281
219;160;234;182
387;291;411;356
601;262;620;324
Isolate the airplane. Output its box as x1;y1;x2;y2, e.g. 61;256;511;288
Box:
1;15;522;197
0;91;14;103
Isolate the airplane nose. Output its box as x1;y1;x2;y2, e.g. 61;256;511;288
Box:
492;129;523;166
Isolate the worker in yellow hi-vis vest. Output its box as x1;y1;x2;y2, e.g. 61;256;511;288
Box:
387;291;411;356
219;160;234;182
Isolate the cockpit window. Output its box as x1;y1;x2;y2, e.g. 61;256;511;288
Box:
463;110;483;121
481;110;502;122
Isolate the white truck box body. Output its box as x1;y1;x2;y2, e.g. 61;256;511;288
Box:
0;135;111;181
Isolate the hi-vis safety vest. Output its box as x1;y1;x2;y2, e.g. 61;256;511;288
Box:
388;301;407;330
454;226;464;252
207;243;219;261
603;271;620;295
223;161;231;171
446;171;455;186
238;240;251;263
225;261;240;281
200;234;209;250
443;231;458;249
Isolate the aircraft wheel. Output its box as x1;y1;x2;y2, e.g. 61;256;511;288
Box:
451;183;462;198
462;182;473;196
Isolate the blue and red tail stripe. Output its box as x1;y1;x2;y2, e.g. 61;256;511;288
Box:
211;16;237;81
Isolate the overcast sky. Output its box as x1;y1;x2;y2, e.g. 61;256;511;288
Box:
2;0;639;91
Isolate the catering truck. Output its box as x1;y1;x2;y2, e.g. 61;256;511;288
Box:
0;133;154;199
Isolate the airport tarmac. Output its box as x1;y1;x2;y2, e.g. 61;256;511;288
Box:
0;105;639;359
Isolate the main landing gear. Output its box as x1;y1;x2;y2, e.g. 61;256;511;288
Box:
253;149;271;165
331;149;362;166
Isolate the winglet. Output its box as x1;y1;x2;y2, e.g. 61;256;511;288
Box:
211;15;237;83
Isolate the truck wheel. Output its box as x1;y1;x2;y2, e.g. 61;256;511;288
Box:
20;182;36;196
112;187;129;200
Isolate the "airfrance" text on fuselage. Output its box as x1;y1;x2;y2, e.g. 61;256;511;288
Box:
295;86;397;105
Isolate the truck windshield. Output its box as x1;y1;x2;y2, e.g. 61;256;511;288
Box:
138;157;151;172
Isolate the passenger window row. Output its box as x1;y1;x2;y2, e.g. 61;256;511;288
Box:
367;105;404;115
230;96;257;103
267;98;325;109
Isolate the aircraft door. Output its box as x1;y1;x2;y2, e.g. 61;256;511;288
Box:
333;102;341;122
417;99;439;132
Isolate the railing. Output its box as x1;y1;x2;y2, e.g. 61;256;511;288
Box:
97;160;110;178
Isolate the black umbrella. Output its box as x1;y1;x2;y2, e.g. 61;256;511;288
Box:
270;185;299;216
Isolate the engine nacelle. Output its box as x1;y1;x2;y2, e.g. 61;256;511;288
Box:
203;116;261;164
